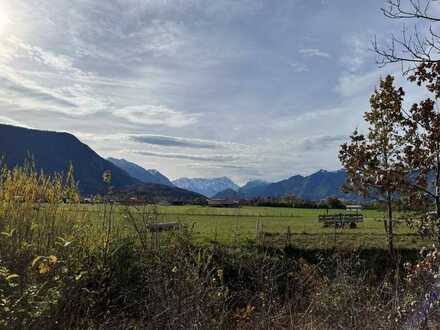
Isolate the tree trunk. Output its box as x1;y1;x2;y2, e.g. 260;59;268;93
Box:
383;146;394;258
386;191;395;259
436;162;440;245
436;193;440;246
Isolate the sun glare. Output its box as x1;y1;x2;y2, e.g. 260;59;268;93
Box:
0;9;10;35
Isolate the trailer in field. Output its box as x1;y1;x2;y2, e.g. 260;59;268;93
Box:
318;205;364;228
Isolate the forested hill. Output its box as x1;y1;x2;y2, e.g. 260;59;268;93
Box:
0;124;139;194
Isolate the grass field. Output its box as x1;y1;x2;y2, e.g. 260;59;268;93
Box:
72;204;428;250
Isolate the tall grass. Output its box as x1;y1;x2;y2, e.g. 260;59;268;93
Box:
0;164;439;329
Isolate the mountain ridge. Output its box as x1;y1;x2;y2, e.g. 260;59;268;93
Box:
0;124;139;194
214;169;351;201
0;125;201;201
173;176;239;197
0;124;354;201
107;158;174;186
112;182;206;204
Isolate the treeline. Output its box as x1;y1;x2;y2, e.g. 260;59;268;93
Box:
241;196;349;209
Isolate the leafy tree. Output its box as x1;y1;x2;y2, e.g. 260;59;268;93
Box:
339;75;405;257
326;197;345;209
285;193;297;207
373;0;440;242
398;63;440;242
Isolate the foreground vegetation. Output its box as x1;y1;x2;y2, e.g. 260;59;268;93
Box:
1;165;440;329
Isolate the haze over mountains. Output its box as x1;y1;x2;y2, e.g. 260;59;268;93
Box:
0;124;351;201
173;177;240;198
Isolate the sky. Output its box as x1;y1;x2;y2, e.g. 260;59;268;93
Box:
0;0;430;184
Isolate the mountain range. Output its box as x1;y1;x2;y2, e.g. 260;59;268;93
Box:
0;124;201;202
213;170;351;201
107;158;174;186
258;170;349;200
172;177;239;198
0;123;354;201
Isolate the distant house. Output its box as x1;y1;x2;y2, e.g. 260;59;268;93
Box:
207;199;240;208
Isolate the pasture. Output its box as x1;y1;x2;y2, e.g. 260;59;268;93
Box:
73;204;428;250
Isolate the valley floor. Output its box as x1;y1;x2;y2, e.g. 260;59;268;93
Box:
71;205;429;250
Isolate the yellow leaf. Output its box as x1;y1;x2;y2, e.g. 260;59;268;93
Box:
48;255;58;265
32;256;43;268
38;263;50;274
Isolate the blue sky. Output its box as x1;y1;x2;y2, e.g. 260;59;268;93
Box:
0;0;424;183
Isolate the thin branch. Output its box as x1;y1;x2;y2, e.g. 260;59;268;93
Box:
375;0;440;65
382;0;440;22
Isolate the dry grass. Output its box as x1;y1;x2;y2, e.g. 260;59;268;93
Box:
0;164;438;329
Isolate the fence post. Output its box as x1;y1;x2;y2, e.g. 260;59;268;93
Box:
286;226;292;246
255;219;259;244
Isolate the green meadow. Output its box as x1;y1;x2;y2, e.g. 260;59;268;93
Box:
69;204;428;250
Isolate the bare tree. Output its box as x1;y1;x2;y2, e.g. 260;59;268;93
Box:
374;0;440;69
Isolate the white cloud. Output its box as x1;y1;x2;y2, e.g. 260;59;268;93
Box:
136;150;239;162
299;48;331;58
0;116;31;128
0;0;412;182
335;70;381;98
287;61;309;72
0;37;109;115
340;35;370;72
112;105;200;128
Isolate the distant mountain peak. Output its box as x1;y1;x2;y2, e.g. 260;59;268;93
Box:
215;169;354;201
212;188;243;200
107;158;174;187
173;176;239;197
240;179;269;190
